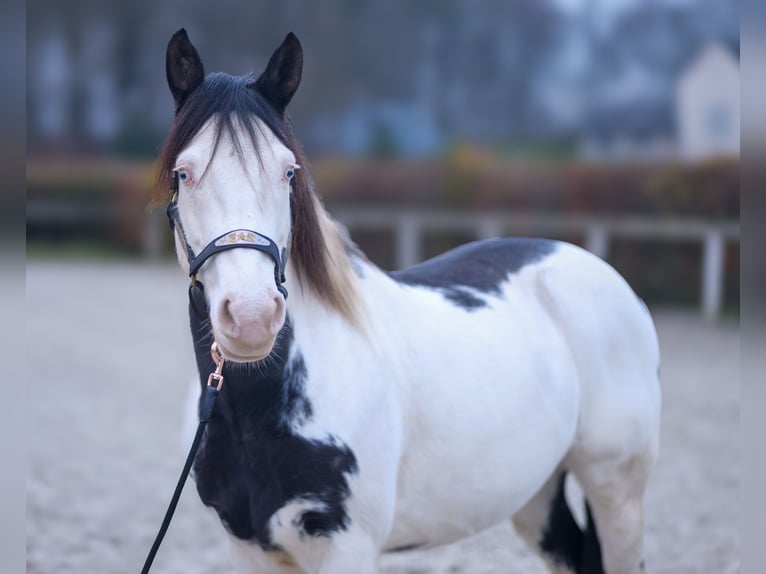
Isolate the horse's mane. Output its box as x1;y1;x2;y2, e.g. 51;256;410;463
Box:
153;72;360;325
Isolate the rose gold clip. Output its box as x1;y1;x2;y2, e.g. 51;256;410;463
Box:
207;342;225;391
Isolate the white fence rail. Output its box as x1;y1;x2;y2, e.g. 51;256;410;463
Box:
28;200;739;319
332;208;739;320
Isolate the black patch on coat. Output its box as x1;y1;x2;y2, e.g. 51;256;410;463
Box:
281;353;313;426
188;306;358;548
392;237;556;310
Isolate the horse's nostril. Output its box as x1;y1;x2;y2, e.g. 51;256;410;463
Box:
221;298;236;331
270;296;284;335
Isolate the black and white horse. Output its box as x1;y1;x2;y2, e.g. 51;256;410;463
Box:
158;29;661;574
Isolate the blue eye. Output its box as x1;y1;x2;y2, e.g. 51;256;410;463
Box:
285;167;296;181
177;169;190;184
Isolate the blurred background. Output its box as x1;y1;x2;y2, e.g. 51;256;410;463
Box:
26;1;740;573
27;0;740;314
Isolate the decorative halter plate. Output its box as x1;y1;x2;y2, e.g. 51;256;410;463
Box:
215;230;271;247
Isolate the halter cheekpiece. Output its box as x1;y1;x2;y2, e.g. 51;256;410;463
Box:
166;170;289;303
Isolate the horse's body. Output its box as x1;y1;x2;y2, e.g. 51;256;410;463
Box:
160;30;660;574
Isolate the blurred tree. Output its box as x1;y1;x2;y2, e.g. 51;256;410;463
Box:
26;0;738;157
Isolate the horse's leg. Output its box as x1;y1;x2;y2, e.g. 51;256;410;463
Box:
272;528;377;574
512;469;585;574
569;447;656;574
228;537;306;574
566;369;659;574
313;531;379;574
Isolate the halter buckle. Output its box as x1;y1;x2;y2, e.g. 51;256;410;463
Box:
207;372;224;391
207;342;225;391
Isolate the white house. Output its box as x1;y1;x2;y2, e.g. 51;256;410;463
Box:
675;41;740;161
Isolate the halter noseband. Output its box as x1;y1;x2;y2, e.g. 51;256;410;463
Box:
166;171;289;307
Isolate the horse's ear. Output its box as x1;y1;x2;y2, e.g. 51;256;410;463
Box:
166;28;205;111
252;33;303;116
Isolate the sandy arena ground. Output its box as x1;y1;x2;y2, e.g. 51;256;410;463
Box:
26;261;739;573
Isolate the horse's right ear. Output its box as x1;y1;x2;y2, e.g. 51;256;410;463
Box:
252;33;303;116
166;28;205;111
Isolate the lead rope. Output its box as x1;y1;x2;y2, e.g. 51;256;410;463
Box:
140;343;225;574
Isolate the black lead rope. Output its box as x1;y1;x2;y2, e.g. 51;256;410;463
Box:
140;383;220;574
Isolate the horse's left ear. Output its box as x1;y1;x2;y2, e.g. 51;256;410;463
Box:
166;28;205;111
252;33;303;116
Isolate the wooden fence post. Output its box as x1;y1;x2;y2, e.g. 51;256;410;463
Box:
585;223;610;260
477;216;502;240
142;210;165;259
396;214;421;269
702;229;725;319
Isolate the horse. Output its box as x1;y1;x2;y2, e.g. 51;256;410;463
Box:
155;28;661;574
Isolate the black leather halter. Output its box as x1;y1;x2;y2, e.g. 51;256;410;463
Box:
165;171;289;303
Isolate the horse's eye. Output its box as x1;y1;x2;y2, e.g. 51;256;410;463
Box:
177;169;191;184
284;167;296;181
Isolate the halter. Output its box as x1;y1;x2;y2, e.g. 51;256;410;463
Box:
165;170;290;306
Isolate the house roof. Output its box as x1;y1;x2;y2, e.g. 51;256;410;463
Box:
676;36;740;74
581;35;738;144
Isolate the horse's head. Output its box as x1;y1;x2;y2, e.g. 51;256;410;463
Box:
159;29;304;362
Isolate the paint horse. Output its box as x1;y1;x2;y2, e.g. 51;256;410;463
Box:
157;29;661;574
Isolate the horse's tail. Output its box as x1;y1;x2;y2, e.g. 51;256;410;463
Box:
542;472;605;574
